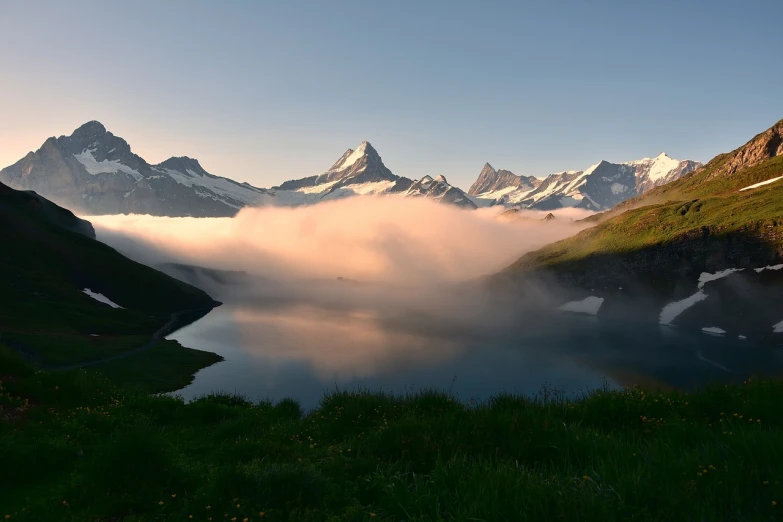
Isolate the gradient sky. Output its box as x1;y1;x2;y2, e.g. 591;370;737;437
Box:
1;0;782;188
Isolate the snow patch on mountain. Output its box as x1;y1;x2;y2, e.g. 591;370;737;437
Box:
697;268;744;289
739;175;783;192
611;183;627;194
755;264;783;273
702;326;726;336
74;149;142;180
159;167;267;208
83;288;124;309
557;296;604;315
659;290;709;325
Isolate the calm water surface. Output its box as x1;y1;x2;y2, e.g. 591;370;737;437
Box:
167;302;783;410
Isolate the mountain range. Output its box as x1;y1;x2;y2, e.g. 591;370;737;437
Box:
1;121;699;217
469;154;702;211
499;118;783;340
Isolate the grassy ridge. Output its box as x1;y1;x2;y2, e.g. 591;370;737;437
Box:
2;345;782;521
507;154;783;272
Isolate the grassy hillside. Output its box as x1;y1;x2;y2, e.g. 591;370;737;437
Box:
0;181;221;380
503;120;783;288
1;344;781;521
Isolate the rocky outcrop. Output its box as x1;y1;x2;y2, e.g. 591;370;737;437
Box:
706;119;783;180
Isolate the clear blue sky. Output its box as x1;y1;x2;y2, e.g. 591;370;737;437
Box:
1;0;781;188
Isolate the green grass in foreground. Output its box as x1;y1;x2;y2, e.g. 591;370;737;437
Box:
2;345;782;522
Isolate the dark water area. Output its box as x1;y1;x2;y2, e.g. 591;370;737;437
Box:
167;298;783;411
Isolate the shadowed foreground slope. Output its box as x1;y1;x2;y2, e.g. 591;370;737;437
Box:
0;181;222;381
1;344;781;521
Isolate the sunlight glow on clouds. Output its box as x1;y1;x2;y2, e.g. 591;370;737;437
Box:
88;197;592;284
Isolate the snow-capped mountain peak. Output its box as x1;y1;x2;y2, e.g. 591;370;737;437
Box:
469;153;702;211
0;121;271;217
582;161;604;177
328;141;381;172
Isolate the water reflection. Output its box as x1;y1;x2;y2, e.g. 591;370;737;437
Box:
168;302;783;411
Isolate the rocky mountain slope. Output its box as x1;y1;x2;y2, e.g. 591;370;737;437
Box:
470;154;701;211
496;118;783;341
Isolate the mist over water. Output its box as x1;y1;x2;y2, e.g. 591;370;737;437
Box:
89;197;593;284
86;197;783;408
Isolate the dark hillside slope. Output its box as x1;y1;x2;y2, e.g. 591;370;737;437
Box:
0;182;219;365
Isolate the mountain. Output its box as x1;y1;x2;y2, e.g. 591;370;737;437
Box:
266;141;402;205
497;118;783;340
1;123;475;215
398;174;477;209
267;142;476;208
0;180;217;314
0;121;270;217
470;154;701;211
275;141;396;192
0;180;221;369
468;163;540;195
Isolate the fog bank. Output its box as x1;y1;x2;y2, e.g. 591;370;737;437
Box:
88;197;591;285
